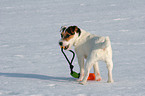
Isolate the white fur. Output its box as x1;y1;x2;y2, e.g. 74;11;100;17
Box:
60;28;114;85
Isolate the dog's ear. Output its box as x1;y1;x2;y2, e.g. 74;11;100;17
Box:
71;26;81;37
60;26;67;32
76;27;81;37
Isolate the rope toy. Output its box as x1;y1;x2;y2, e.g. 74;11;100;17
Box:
61;47;95;80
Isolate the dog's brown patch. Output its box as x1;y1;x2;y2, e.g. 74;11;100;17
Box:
61;26;81;41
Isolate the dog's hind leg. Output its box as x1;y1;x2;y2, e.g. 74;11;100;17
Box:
105;59;114;83
93;62;102;81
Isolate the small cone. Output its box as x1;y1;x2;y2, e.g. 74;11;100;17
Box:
87;73;95;80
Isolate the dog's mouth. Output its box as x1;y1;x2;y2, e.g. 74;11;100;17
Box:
63;44;70;50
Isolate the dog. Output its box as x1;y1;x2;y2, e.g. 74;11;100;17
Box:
59;25;114;85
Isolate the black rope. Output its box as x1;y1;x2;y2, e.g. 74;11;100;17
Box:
61;48;75;74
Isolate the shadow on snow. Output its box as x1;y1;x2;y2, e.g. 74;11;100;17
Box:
0;72;73;82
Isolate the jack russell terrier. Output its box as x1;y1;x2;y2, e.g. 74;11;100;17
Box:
59;25;114;85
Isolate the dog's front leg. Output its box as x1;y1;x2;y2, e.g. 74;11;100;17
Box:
79;62;93;85
77;57;84;81
80;54;95;85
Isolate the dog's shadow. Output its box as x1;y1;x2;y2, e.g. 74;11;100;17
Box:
0;72;73;82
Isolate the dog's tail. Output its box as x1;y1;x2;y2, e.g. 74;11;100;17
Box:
104;36;111;47
98;36;110;49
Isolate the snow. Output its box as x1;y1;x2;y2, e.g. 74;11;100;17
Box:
0;0;145;96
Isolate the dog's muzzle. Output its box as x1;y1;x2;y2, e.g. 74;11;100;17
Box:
59;42;69;50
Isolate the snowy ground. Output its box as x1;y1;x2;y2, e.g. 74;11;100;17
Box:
0;0;145;96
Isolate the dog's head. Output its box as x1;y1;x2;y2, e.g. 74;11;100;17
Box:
59;26;81;50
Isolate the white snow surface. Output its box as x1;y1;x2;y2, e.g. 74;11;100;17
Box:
0;0;145;96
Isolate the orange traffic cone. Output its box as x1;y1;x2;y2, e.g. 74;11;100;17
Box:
87;73;95;80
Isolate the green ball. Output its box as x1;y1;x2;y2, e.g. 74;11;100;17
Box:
71;71;80;78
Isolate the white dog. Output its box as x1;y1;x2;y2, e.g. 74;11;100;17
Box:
59;26;114;85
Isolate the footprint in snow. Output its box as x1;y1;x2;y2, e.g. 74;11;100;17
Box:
46;84;56;87
14;55;24;58
30;94;43;96
77;94;87;96
113;18;129;21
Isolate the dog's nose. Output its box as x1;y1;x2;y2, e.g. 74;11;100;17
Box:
59;42;63;46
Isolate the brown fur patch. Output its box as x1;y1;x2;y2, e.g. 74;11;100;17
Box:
61;26;80;41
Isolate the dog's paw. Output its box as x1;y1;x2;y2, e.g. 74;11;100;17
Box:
79;81;87;85
96;76;102;81
96;78;101;81
76;75;84;82
76;79;82;82
107;80;114;83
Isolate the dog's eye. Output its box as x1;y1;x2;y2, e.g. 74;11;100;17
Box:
65;34;70;38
